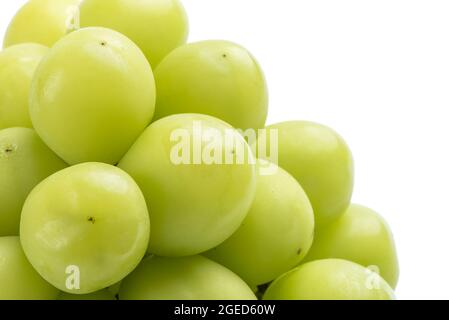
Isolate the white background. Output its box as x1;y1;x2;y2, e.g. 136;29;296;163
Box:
1;0;448;300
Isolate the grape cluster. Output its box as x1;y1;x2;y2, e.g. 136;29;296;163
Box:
0;0;398;300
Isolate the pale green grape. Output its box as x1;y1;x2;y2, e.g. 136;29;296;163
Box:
0;43;48;130
30;27;156;165
264;259;395;300
303;204;399;288
118;114;256;257
153;40;268;130
120;256;257;300
3;0;82;48
80;0;189;67
0;128;67;236
20;163;150;294
257;121;354;226
205;160;315;286
0;237;59;300
58;289;115;300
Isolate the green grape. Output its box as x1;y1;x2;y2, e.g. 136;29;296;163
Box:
120;256;257;300
80;0;189;67
303;204;399;288
264;259;395;300
0;237;59;300
58;289;115;300
20;163;150;294
118;114;256;257
205;160;315;286
153;40;268;130
257;121;354;226
3;0;82;48
0;128;67;236
30;27;156;165
0;43;48;130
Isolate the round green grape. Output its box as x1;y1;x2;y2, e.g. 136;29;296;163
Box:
80;0;189;67
257;121;354;226
118;114;256;257
20;163;150;294
205;160;315;286
153;40;268;130
264;259;395;300
120;256;257;300
3;0;82;48
30;27;156;165
0;43;48;130
0;127;67;236
58;289;115;300
0;237;59;300
303;204;399;288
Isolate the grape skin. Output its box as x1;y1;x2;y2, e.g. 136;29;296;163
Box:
0;128;67;236
0;237;60;300
120;255;257;300
29;27;156;165
303;204;400;288
3;0;82;48
205;160;315;286
264;259;395;300
118;114;257;257
153;40;269;130
0;43;48;130
20;163;150;294
80;0;189;67
257;121;354;226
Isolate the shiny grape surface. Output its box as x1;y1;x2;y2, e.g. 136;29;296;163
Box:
3;0;82;48
0;43;48;130
0;237;60;300
20;163;150;294
264;259;395;300
0;128;67;236
80;0;189;67
154;40;268;130
303;204;400;288
120;255;257;300
30;27;156;165
257;121;354;226
119;114;256;257
205;160;315;286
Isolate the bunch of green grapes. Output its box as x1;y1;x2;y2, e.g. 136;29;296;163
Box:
0;0;399;301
